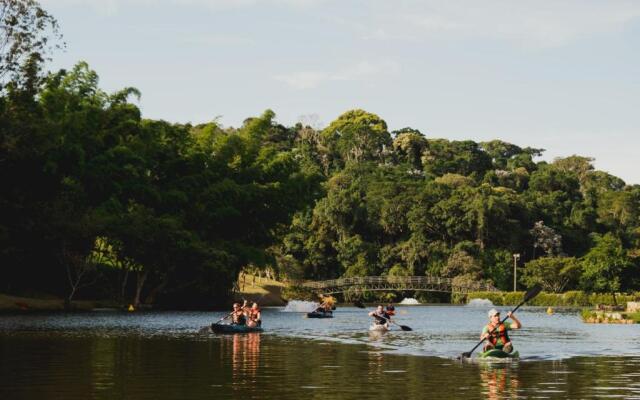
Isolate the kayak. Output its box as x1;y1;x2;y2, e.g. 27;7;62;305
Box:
210;323;263;334
369;323;390;332
306;311;333;318
478;348;519;359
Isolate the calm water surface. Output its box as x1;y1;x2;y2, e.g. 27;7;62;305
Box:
1;306;639;399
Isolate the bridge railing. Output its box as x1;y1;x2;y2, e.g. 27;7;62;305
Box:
298;275;497;292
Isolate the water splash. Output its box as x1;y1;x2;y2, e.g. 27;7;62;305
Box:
467;298;494;307
282;300;318;312
399;298;420;305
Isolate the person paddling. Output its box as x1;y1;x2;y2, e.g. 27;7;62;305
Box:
230;302;247;326
314;296;334;314
481;308;521;353
246;302;261;327
369;305;391;327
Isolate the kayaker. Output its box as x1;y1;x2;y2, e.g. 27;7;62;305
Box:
246;302;261;327
481;308;521;353
385;304;396;317
314;296;333;313
369;305;391;325
230;302;247;326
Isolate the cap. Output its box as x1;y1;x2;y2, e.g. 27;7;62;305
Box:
488;308;500;318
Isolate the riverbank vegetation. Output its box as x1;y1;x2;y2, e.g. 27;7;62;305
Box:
462;291;640;307
1;1;639;309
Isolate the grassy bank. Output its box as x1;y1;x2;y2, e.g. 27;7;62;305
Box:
458;290;640;307
234;274;287;306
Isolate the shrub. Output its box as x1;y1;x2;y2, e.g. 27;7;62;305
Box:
462;290;636;307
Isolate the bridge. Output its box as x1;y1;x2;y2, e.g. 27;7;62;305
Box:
299;276;498;296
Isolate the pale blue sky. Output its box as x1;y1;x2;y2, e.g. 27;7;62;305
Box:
41;0;640;183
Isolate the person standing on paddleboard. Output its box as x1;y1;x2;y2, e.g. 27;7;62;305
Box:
481;308;521;353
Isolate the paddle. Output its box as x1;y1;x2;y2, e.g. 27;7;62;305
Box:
382;316;412;331
365;307;412;331
211;299;247;327
460;284;542;359
212;311;233;325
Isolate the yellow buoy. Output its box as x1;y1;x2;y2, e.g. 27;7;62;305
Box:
546;307;553;315
128;304;135;312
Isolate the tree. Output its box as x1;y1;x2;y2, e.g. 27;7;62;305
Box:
392;128;427;170
521;256;581;293
422;139;492;178
1;0;63;88
530;221;562;258
580;233;632;304
321;109;391;167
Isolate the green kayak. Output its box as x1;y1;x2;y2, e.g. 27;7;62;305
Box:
210;323;263;334
478;349;519;359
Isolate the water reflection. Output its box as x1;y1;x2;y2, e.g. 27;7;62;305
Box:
2;333;640;399
228;333;261;384
479;364;520;400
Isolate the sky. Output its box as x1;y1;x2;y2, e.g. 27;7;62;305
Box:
40;0;640;183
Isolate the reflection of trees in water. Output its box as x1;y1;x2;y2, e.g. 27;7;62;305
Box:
479;364;520;400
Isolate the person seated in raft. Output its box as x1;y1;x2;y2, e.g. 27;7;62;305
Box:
230;302;247;326
246;302;261;327
385;304;396;317
369;305;391;325
314;297;333;313
481;308;521;353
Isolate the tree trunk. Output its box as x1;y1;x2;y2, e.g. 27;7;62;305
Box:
120;270;129;304
133;270;148;308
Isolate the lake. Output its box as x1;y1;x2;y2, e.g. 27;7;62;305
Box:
1;305;639;399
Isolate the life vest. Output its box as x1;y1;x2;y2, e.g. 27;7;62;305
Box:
486;322;510;346
249;308;260;321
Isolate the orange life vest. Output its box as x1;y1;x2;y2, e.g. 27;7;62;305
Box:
249;308;260;321
486;322;510;346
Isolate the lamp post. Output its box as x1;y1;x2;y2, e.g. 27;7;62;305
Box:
513;253;520;292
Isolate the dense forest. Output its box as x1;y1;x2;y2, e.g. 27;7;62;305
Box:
1;1;638;308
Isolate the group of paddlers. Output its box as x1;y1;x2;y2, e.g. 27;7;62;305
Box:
367;304;521;354
223;300;522;355
229;300;262;328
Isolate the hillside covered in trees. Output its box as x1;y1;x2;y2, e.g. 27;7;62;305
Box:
1;1;638;308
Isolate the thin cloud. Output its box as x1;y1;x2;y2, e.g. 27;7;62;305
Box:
274;71;328;90
353;0;640;49
275;60;401;89
181;34;255;46
42;0;324;15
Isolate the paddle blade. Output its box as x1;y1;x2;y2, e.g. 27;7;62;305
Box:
524;284;542;302
353;300;366;309
461;352;472;359
399;325;412;331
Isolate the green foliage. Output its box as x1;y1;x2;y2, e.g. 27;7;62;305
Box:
2;2;640;306
521;256;581;293
626;312;640;323
463;291;636;306
580;233;632;301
